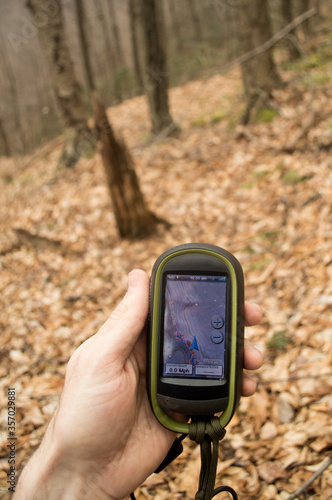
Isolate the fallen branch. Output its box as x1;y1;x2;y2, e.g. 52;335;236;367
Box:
13;228;82;255
288;456;332;500
14;136;65;173
219;8;317;75
257;372;332;385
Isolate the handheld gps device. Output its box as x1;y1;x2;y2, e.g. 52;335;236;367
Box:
148;243;245;433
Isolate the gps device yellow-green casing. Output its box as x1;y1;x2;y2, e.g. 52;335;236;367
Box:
147;243;245;433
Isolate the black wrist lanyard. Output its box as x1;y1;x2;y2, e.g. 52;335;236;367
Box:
131;416;238;500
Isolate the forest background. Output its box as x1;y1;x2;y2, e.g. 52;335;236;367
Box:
0;0;332;499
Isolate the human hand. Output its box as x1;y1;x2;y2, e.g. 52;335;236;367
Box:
14;269;263;500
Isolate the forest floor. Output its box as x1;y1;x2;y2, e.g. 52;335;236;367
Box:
1;37;332;499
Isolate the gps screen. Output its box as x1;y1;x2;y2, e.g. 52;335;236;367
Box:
162;274;227;379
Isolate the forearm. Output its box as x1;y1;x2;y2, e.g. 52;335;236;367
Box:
13;424;114;500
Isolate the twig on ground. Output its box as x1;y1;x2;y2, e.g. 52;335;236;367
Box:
287;456;332;500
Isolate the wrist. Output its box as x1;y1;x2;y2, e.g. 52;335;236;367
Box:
13;421;115;500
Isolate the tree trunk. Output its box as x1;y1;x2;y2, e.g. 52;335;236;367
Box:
185;0;202;43
128;0;144;89
95;0;116;87
0;36;25;155
26;0;94;167
298;0;311;38
237;0;282;124
0;116;10;157
281;0;302;60
74;0;96;92
141;0;175;135
168;0;185;54
107;0;125;70
92;93;163;239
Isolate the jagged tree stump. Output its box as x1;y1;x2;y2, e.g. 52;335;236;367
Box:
92;93;163;239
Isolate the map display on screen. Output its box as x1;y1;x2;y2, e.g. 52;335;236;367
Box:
163;274;227;379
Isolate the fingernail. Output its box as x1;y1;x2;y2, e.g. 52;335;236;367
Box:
252;303;262;314
128;270;140;289
245;339;260;351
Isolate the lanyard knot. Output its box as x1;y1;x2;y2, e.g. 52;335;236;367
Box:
189;417;226;500
189;417;226;443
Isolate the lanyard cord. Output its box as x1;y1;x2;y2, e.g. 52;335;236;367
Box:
130;417;238;500
189;417;226;500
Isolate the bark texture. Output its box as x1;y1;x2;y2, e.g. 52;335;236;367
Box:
237;0;282;123
129;0;144;88
75;0;96;91
0;116;10;156
92;93;162;238
281;0;302;60
27;0;94;166
107;0;125;70
0;37;25;154
141;0;174;134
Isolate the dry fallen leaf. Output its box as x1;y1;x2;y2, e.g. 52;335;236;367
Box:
277;396;295;424
257;460;288;484
260;421;278;441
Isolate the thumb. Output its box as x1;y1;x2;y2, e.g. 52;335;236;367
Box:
96;269;149;363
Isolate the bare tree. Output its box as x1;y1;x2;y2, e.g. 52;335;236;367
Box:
26;0;94;167
74;0;96;92
128;0;144;88
0;35;25;155
168;0;185;53
92;93;163;238
107;0;125;71
141;0;175;134
0;115;10;156
185;0;202;43
237;0;282;124
299;0;311;37
281;0;302;60
95;0;116;87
